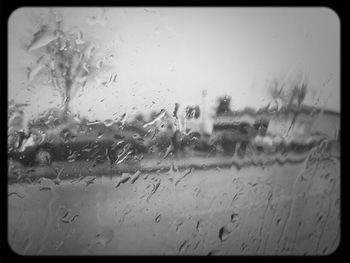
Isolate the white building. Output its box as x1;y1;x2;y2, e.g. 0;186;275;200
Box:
211;105;340;143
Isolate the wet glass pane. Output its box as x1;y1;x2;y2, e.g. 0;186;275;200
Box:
8;7;340;255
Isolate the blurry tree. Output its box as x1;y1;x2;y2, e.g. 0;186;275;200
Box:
25;12;110;121
131;113;146;127
185;105;200;119
268;77;308;110
216;96;232;115
268;76;308;135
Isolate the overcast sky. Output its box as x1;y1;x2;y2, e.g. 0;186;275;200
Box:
8;7;340;122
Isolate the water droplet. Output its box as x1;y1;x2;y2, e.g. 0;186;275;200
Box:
87;120;100;126
178;240;188;253
115;173;130;188
317;215;324;224
8;191;24;199
61;209;71;223
230;212;239;223
67;153;77;162
194;240;201;250
196;220;203;233
84;176;97;187
194;187;201;197
104;119;114;127
174;168;193;186
219;226;230;242
323;247;328;254
95;228;114;247
208;249;220;255
39;186;52;191
71;174;85;184
55;240;64;250
23;236;32;254
130;170;142;184
175;222;183;233
146;180;161;202
69;214;79;222
118;205;133;225
155;214;161;223
143;109;166;128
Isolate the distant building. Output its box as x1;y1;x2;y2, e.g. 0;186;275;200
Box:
212;104;340;143
266;105;340;142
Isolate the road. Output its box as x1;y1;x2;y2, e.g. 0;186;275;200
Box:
8;151;340;255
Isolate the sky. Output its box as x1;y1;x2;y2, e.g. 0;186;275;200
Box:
8;7;340;122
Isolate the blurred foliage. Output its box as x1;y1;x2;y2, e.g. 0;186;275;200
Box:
216;96;232;115
25;12;110;120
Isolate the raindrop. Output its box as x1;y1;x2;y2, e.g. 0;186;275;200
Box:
146;180;161;202
84;176;97;187
241;242;248;252
194;187;201;197
97;131;104;140
55;167;65;178
72;174;84;184
178;240;188;253
115;173;130;188
8;192;24;199
130;170;142;184
219;226;230;242
61;218;70;224
61;209;71;224
162;144;174;160
143;109;166;128
208;249;220;256
194;240;201;250
174;168;193;186
70;214;79;222
230;212;239;223
55;240;64;250
196;220;203;233
118;205;133;225
143;8;157;13
95;228;114;247
67;153;76;162
96;59;104;69
175;222;183;233
39;186;52;191
133;154;144;162
317;215;324;224
155;214;161;223
104;119;114;127
87;120;100;126
23;236;32;254
76;31;84;44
